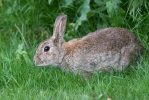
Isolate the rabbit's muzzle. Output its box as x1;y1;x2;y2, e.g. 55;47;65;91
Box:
33;55;44;66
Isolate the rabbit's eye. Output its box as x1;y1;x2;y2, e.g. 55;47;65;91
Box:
44;46;50;52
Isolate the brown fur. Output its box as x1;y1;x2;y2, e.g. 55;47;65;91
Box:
33;14;143;76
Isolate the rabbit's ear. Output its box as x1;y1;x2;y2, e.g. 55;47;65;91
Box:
52;14;67;47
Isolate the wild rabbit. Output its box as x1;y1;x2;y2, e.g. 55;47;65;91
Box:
33;14;143;75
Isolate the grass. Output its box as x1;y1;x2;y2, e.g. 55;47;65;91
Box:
0;0;149;100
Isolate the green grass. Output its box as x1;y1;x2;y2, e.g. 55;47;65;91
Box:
0;0;149;100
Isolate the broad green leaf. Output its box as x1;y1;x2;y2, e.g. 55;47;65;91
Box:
48;0;52;5
106;0;124;26
94;0;105;5
75;0;91;31
112;0;122;4
62;0;74;7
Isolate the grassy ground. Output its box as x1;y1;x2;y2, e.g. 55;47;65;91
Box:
0;0;149;100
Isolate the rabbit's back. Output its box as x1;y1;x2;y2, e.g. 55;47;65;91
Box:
61;28;143;73
81;28;140;52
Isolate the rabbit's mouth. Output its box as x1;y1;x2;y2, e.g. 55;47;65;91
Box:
34;59;44;66
34;60;49;66
34;55;44;66
34;56;60;67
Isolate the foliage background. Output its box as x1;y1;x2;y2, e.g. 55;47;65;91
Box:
0;0;149;100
